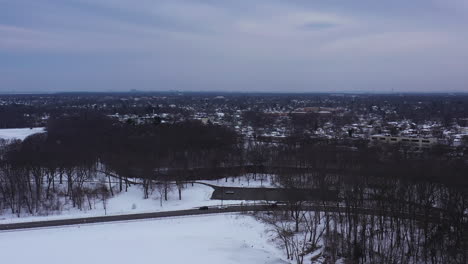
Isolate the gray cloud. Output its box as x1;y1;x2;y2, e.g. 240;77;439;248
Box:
0;0;467;92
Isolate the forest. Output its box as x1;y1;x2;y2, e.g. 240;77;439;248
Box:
0;112;466;263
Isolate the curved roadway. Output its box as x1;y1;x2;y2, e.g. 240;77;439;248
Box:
0;204;446;231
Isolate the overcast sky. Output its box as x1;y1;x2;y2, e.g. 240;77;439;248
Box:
1;0;468;93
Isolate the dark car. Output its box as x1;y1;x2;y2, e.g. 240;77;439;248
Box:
199;206;209;210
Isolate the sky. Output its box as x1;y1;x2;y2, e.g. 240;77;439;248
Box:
1;0;468;93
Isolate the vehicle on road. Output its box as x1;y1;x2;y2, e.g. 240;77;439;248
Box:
199;206;209;210
225;191;235;194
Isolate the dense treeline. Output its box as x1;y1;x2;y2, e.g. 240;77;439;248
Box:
0;113;241;215
251;138;467;263
0;104;40;128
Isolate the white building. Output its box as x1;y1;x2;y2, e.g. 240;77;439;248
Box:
370;135;438;148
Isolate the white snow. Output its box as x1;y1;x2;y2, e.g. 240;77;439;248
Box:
0;182;269;224
0;174;280;224
0;127;45;141
200;174;278;188
0;214;288;264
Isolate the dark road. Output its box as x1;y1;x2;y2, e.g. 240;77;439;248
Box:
0;203;447;232
196;182;339;202
210;186;339;202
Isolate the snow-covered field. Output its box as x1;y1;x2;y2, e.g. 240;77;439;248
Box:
0;214;288;264
0;127;45;141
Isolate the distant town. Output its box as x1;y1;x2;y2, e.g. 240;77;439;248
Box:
2;92;468;149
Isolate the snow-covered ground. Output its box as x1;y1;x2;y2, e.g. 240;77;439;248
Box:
0;127;45;141
0;183;216;223
0;177;275;224
0;214;288;264
200;173;278;188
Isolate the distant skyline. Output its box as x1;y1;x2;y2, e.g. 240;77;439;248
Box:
1;0;468;93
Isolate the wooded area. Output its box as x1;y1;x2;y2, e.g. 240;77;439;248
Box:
0;112;466;263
